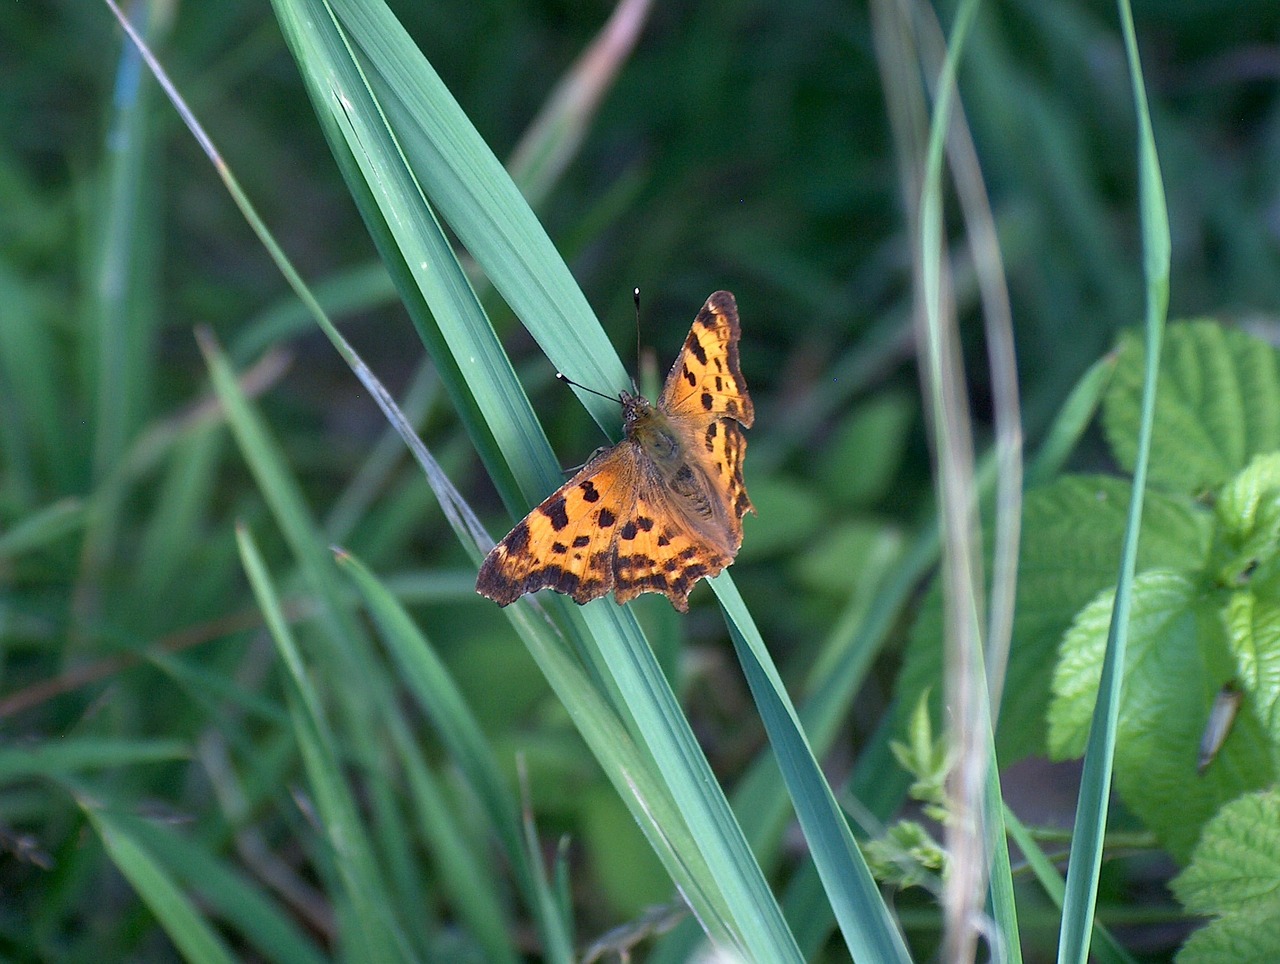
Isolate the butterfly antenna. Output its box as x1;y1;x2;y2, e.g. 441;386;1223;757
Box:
632;286;642;394
556;372;622;404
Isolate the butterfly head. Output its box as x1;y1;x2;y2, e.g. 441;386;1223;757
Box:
619;389;653;427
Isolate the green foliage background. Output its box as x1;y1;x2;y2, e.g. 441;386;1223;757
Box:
3;0;1280;961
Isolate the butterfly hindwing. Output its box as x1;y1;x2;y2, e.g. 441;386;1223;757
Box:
476;445;638;606
612;479;734;612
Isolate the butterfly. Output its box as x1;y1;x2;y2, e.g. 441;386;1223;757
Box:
476;290;754;612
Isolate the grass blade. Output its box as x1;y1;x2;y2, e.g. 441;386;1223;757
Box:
1058;3;1171;960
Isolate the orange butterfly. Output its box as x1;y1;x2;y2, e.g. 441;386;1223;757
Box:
476;291;754;612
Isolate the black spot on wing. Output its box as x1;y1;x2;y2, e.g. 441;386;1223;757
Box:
572;535;591;548
688;334;708;365
541;496;569;531
701;392;714;411
579;479;600;502
597;507;617;528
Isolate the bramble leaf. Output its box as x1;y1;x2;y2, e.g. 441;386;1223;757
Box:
1103;321;1280;494
1172;789;1280;963
1048;570;1275;860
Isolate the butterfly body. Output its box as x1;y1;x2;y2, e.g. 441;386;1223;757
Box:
476;291;754;612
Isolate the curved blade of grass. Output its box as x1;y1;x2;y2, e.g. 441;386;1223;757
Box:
340;546;739;947
269;0;800;956
0;497;85;562
383;721;522;964
83;803;238;964
236;523;410;964
105;809;330;964
337;549;567;964
1058;3;1170;960
718;579;911;962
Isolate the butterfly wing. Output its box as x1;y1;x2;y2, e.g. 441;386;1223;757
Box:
653;290;755;546
476;443;639;606
657;290;755;428
611;474;736;612
477;291;755;612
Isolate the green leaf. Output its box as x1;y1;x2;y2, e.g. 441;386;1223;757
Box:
1048;570;1275;860
1172;789;1280;963
1214;452;1280;584
1223;590;1280;750
815;392;915;508
896;475;1212;762
1103;321;1280;494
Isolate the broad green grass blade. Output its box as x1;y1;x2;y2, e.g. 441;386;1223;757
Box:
267;0;802;956
1058;2;1170;961
720;579;911;961
83;804;238;964
326;0;630;427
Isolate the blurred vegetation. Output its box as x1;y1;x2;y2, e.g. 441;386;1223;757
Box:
2;0;1280;960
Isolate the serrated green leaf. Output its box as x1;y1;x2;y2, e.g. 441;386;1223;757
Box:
1172;789;1280;963
1103;322;1280;493
1177;913;1280;964
1048;570;1275;860
1214;453;1280;584
1223;590;1280;747
896;475;1212;762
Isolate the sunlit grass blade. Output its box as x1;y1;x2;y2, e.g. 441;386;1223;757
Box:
268;0;802;956
720;580;911;962
1058;2;1170;960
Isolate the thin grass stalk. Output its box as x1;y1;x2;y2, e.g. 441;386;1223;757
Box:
1057;0;1170;959
907;0;1004;958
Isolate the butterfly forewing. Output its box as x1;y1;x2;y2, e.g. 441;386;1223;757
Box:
658;290;755;427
